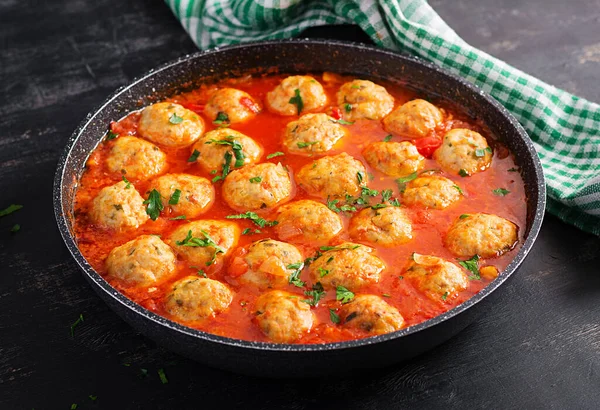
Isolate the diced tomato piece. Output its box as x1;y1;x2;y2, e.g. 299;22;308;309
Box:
228;257;249;278
331;107;342;120
414;136;443;158
240;97;260;113
180;102;205;114
110;112;140;135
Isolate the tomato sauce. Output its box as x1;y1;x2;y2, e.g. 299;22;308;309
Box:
73;73;527;344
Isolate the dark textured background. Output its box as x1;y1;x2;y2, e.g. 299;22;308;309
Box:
1;0;599;409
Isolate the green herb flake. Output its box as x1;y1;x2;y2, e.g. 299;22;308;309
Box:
169;113;184;124
297;141;318;148
70;313;84;337
459;255;481;280
226;211;278;228
249;176;262;184
395;172;418;193
383;135;393;142
175;230;225;266
357;171;365;185
442;292;449;301
390;198;401;207
187;149;200;162
190;265;208;278
344;103;352;112
289;88;304;114
320;245;360;252
458;169;469;177
267;152;285;159
206;136;245;167
140;368;148;378
382;293;391;298
89;395;98;402
485;147;493;153
0;204;23;217
329;309;340;324
242;228;252;235
10;224;20;233
157;368;168;384
169;215;186;220
318;267;330;277
71;404;78;410
398;275;404;280
336;119;354;125
508;167;519;173
213;112;229;125
106;130;119;140
168;189;181;205
492;188;510;196
453;185;465;195
143;189;164;221
303;282;325;306
474;148;486;157
336;286;355;304
381;189;393;202
122;175;131;189
287;262;305;288
459;214;470;219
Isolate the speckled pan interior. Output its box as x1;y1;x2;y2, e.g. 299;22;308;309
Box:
54;40;546;377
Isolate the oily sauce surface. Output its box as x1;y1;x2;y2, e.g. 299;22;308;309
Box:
73;73;527;344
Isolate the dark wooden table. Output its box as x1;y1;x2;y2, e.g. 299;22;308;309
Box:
1;0;599;408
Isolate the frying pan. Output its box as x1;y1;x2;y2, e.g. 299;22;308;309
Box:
53;40;546;377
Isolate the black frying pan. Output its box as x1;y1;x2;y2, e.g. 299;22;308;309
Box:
53;40;546;377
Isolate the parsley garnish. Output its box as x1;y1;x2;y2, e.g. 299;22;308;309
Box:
335;119;354;125
169;215;186;220
157;368;168;384
492;188;510;196
458;169;469;177
329;309;340;324
190;265;207;277
287;262;305;288
289;89;304;114
106;130;118;140
395;172;418;193
474;148;486;157
226;212;278;228
318;267;330;277
383;135;393;142
320;245;360;252
459;255;481;280
175;230;225;266
169;189;181;205
485;147;493;153
241;228;261;235
381;189;393;202
71;404;78;410
213;112;229;126
89;395;98;402
508;167;518;172
336;286;355;304
70;313;84;337
389;198;401;207
303;282;325;306
297;141;318;148
206;136;245;168
212;151;233;183
10;224;20;233
249;176;262;183
442;292;449;301
459;214;470;219
143;189;164;221
267;152;284;159
326;197;356;213
357;171;365;185
122;175;131;189
187;149;200;162
344;103;352;112
382;293;391;298
0;204;23;217
169;113;184;124
453;185;465;195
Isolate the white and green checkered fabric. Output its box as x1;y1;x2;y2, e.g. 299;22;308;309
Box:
166;0;600;235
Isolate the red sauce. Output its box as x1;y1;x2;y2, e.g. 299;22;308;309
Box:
73;73;527;344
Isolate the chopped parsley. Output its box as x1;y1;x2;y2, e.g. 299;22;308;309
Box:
122;175;131;189
344;103;352;112
187;149;200;162
507;167;519;172
442;292;449;301
389;198;401;207
226;211;278;228
326;197;356;213
289;89;304;114
157;368;169;384
336;286;355;304
169;215;186;220
459;255;481;280
357;171;365;185
458;169;469;177
70;313;84;337
10;224;20;233
206;136;245;168
190;266;207;277
297;141;318;148
106;130;118;140
89;395;98;402
168;189;181;205
175;230;225;266
71;404;78;410
318;267;330;277
453;185;465;195
382;293;391;298
329;309;340;324
335;119;354;125
459;214;470;219
395;172;418;193
492;188;510;196
287;262;305;288
381;189;393;202
266;151;284;159
383;135;393;142
486;147;493;153
143;189;164;221
249;176;262;183
320;244;360;252
0;204;23;217
474;148;486;157
169;113;184;124
212;151;233;183
303;282;326;306
213;112;229;126
241;228;261;235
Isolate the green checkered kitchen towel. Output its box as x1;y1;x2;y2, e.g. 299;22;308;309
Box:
166;0;600;236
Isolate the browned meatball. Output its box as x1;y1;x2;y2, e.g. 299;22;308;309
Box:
165;277;234;322
348;206;413;247
340;295;404;335
147;173;214;218
403;253;469;300
274;200;343;244
433;128;492;176
106;136;167;180
337;80;394;121
283;113;346;155
204;88;260;124
254;290;314;343
138;102;205;147
89;181;148;230
383;99;443;138
266;75;327;116
363;141;424;177
445;213;518;258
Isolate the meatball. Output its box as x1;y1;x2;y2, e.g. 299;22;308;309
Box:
403;253;469;299
348;206;413;247
340;295;404;335
283;113;346;156
204;88;260;124
402;175;462;210
296;153;366;200
106;136;167;180
254;290;314;343
445;213;518;258
336;79;394;121
222;162;292;211
168;220;240;267
274;200;343;244
138;102;205;147
89;181;149;230
383;99;443;138
266;75;327;116
229;239;304;290
147;173;214;219
106;235;177;286
433;128;492;176
363;141;425;177
309;243;385;290
165;277;233;322
190;128;262;174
